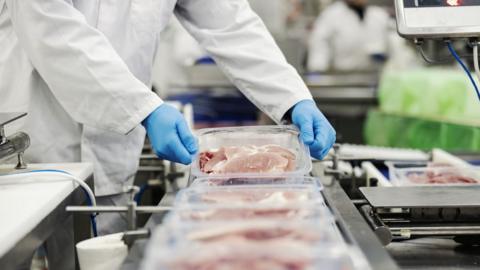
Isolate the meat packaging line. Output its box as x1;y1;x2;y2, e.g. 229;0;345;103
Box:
116;142;480;270
90;127;477;269
2;113;480;269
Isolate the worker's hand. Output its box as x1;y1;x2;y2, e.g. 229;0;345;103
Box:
291;100;336;160
143;104;198;165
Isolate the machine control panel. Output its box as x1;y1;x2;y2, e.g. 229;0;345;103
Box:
395;0;480;38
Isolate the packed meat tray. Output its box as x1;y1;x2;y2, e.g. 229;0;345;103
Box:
190;176;321;188
387;162;480;186
190;126;312;178
142;220;366;270
139;126;370;270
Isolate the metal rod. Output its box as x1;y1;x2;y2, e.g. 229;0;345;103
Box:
127;202;136;231
66;205;173;213
0;126;6;145
390;225;480;236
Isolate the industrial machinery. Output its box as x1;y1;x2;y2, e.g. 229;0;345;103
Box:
74;3;480;268
395;0;480;39
0;113;30;170
394;0;480;102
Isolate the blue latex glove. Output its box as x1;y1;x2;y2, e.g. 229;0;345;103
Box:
143;104;198;165
291;100;336;160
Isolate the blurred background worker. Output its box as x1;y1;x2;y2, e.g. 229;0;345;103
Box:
0;0;335;243
307;0;391;72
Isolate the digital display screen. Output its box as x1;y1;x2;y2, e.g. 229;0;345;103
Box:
404;0;480;7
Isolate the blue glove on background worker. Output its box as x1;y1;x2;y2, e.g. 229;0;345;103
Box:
144;100;335;164
143;104;198;165
291;100;336;160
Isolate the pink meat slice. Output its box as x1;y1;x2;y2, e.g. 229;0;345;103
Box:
163;241;316;270
199;145;297;174
204;148;227;172
199;190;304;204
262;145;296;159
219;152;289;174
185;207;309;221
408;170;479;185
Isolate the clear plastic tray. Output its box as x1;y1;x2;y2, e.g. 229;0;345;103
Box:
168;200;332;223
161;219;342;246
190;176;323;190
141;235;369;270
390;166;480;186
190;125;312;178
174;184;323;207
385;161;447;183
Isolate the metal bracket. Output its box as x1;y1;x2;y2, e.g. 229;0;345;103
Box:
0;113;29;169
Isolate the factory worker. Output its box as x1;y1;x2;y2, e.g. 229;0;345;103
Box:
307;0;391;72
0;0;336;240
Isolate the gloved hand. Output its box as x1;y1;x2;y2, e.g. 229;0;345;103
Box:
291;100;336;160
143;104;198;165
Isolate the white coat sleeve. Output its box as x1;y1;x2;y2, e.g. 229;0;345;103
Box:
307;13;333;72
175;0;313;124
5;0;162;134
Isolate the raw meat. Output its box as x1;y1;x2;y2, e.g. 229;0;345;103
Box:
197;189;311;205
178;207;317;222
158;241;321;270
199;145;296;174
185;222;325;244
407;169;479;185
192;177;290;187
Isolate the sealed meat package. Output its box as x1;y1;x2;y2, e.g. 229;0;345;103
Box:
178;206;319;221
172;184;330;222
163;220;342;245
141;232;366;270
175;185;323;206
391;166;480;186
171;202;330;222
191;125;312;178
190;176;322;189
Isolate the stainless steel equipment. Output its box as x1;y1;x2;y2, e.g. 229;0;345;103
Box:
0;113;30;169
395;0;480;39
66;186;171;247
358;186;480;244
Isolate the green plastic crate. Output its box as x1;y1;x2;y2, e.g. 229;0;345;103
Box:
365;110;480;151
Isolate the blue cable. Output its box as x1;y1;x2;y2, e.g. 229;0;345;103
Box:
83;191;98;237
22;169;98;237
446;41;480;102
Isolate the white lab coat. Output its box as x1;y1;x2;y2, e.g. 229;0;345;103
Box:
248;0;290;39
307;1;390;72
152;18;207;97
0;0;312;196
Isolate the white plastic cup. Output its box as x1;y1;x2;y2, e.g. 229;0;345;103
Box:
76;233;128;270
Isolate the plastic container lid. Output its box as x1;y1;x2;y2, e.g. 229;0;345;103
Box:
190;125;312;179
190;176;323;189
141;235;369;270
161;219;343;246
385;161;446;183
390;166;480;186
165;196;333;222
174;184;324;207
167;201;333;223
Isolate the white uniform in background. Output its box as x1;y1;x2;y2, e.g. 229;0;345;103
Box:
0;0;312;236
307;1;390;72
